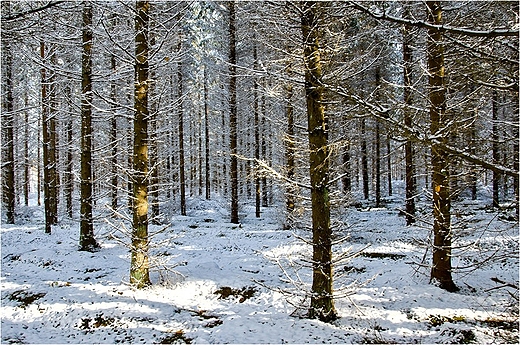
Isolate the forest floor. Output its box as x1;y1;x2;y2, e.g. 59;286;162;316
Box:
1;186;519;344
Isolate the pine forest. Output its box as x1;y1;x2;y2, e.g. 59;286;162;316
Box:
1;1;519;343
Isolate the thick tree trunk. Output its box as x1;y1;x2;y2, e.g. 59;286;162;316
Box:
79;1;98;251
228;1;239;224
2;18;15;224
300;1;337;322
427;1;458;292
130;0;151;288
403;13;416;224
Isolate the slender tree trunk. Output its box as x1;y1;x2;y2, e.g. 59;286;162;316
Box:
177;40;187;216
110;54;118;211
253;45;261;218
375;68;381;207
79;1;98;251
261;93;268;207
130;0;151;288
403;13;416;224
492;90;500;209
49;49;59;219
301;1;337;322
342;140;351;193
2;20;15;224
204;67;211;200
149;31;160;223
24;92;30;207
285;81;295;222
198;110;203;197
427;1;458;292
361;118;369;200
66;114;73;218
228;1;239;224
41;42;58;233
386;134;392;197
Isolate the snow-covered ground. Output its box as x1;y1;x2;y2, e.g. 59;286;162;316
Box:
1;189;518;344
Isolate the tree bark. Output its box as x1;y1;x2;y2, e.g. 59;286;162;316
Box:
228;1;239;224
300;1;337;322
403;11;416;224
41;42;58;233
253;44;261;218
110;54;118;211
2;9;15;224
361;118;369;200
79;1;98;251
492;89;500;208
204;67;211;200
427;1;458;292
176;39;187;216
130;0;151;288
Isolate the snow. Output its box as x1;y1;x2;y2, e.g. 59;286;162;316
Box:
1;188;518;344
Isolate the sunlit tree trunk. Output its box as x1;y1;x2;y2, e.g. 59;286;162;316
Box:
300;1;337;322
79;1;98;251
130;0;151;288
427;1;458;292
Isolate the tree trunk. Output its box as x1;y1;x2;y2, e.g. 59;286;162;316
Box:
24;92;30;207
41;42;58;233
204;67;211;200
177;39;187;216
2;13;15;224
386;134;392;197
130;0;151;288
79;1;98;251
300;1;337;322
427;1;458;292
285;81;295;223
228;1;239;224
66;114;73;218
253;44;261;218
110;54;118;211
361;118;369;200
492;90;500;209
403;12;416;224
342;141;351;193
